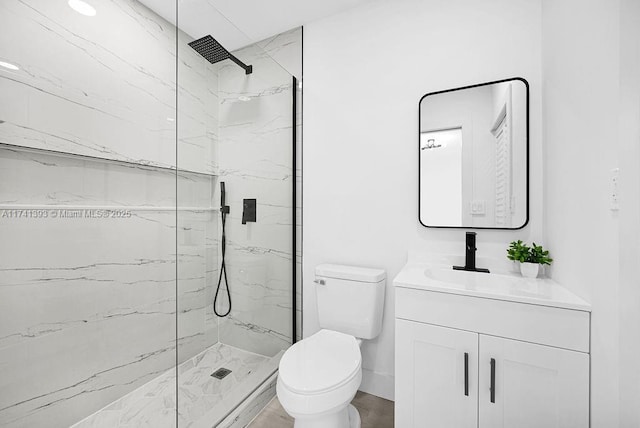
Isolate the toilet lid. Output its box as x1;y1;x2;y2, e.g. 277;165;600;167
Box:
279;329;361;395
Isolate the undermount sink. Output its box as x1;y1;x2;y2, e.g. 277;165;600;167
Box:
423;267;558;301
424;267;524;291
392;263;591;311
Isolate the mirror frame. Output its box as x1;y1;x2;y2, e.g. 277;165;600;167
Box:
418;77;530;230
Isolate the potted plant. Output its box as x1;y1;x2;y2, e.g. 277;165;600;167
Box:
507;240;553;278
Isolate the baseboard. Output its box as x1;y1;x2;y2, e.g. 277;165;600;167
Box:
359;368;394;401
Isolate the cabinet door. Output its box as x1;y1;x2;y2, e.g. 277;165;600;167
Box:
395;319;478;428
479;335;589;428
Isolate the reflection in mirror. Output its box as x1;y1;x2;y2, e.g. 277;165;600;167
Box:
419;78;528;229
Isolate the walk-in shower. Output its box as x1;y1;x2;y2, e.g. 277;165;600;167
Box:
0;0;301;426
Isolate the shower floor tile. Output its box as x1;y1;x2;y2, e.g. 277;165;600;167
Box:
72;344;272;428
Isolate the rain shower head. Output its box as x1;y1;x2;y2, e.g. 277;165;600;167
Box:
188;35;253;75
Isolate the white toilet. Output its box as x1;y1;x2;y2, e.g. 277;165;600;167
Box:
277;264;386;428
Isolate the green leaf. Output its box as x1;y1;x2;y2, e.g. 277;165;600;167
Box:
506;240;552;265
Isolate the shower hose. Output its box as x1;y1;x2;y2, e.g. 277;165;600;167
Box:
213;204;231;317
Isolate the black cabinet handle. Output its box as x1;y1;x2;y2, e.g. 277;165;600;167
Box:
464;352;469;396
490;358;496;403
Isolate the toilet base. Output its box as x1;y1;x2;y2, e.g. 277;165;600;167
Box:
292;404;361;428
347;404;361;428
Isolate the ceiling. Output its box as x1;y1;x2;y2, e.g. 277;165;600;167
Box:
138;0;375;51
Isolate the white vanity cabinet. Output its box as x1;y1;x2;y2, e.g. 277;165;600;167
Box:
396;320;479;427
394;265;591;428
478;334;589;428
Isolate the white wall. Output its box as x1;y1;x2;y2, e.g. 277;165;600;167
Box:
617;0;640;425
420;129;463;226
543;0;640;426
303;0;542;399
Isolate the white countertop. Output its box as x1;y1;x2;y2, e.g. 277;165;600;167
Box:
393;262;591;312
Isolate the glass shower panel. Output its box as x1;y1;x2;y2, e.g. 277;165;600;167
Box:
175;2;296;425
215;43;295;355
0;0;298;425
0;1;178;427
174;12;221;426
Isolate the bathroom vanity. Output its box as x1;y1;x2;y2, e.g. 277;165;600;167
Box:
394;262;591;428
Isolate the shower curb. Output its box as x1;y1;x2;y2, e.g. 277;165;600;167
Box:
217;372;278;428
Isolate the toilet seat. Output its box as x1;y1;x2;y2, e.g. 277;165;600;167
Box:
279;329;362;395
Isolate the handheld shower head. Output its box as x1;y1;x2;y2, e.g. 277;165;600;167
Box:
215;181;231;317
220;182;229;214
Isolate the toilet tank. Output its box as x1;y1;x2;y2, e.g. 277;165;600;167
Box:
315;264;386;339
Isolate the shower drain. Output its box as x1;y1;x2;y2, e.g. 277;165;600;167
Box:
211;368;232;379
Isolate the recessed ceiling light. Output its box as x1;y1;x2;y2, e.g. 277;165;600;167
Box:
0;60;19;71
238;96;251;102
68;0;96;16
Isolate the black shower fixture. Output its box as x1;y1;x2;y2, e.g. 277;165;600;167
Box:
242;199;256;224
188;35;253;75
214;182;232;317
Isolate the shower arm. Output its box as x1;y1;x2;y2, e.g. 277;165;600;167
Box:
228;54;253;75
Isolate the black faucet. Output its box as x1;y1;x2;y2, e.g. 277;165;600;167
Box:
453;232;490;273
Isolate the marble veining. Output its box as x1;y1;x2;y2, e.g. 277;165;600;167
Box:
0;143;215;426
216;27;302;356
0;0;217;175
71;343;271;428
0;5;301;425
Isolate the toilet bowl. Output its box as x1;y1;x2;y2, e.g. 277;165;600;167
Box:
277;264;386;428
277;329;362;428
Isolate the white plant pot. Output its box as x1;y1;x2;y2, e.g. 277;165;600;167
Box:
520;262;539;278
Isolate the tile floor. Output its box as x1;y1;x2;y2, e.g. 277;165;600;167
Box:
248;391;394;428
72;343;273;427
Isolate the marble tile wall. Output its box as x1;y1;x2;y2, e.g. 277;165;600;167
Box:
0;1;301;425
216;27;302;355
256;28;304;343
0;0;216;175
257;27;303;343
0;0;218;426
0;148;215;427
177;29;220;365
